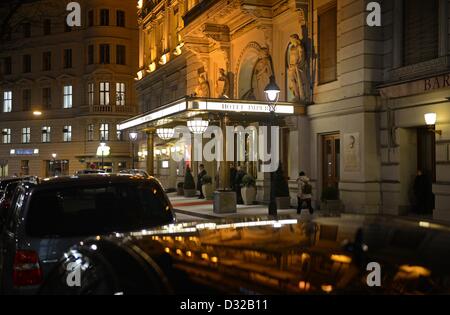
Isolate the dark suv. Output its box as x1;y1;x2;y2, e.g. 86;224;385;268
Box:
0;175;174;294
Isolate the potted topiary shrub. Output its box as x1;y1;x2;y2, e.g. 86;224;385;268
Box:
241;174;256;205
183;167;196;197
177;182;184;196
273;163;290;209
321;186;342;214
201;175;214;200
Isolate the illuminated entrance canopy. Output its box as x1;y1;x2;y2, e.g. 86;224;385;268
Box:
117;97;298;131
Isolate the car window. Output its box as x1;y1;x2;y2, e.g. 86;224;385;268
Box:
26;182;173;237
7;189;25;233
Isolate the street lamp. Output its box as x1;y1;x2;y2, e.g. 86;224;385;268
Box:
424;113;442;136
129;131;138;169
264;75;280;216
97;142;110;171
51;153;57;176
187;119;209;134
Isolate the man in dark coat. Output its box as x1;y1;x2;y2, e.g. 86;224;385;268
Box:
229;164;237;190
197;164;207;199
413;170;434;214
235;166;246;204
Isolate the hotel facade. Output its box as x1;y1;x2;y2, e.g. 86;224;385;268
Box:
0;0;139;177
30;0;446;222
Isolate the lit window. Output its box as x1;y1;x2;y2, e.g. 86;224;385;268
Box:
88;83;94;106
3;91;12;112
116;83;125;106
99;82;110;106
88;124;94;141
63;125;72;142
100;123;109;141
42;126;51;143
22;127;31;144
63;85;72;108
2;128;11;144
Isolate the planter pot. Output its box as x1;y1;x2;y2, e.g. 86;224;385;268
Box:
241;186;256;205
213;191;237;214
177;187;184;196
276;196;291;209
202;183;214;200
183;189;197;198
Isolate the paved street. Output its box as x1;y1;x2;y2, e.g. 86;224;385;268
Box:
169;193;300;222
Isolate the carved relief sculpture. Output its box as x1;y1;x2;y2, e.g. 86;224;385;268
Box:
216;68;230;98
288;34;310;104
253;47;274;101
195;73;210;98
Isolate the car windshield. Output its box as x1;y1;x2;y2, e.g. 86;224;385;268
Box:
25;182;173;237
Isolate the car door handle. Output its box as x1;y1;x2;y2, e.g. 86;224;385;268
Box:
42;259;59;264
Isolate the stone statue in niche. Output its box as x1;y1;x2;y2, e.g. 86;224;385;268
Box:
216;68;230;98
253;47;274;101
288;34;310;104
194;73;210;98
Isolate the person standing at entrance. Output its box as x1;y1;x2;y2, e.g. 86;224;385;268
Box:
297;171;313;214
413;170;434;214
229;164;237;190
235;166;246;204
197;164;207;199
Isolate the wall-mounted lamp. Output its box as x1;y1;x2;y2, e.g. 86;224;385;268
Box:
424;113;442;136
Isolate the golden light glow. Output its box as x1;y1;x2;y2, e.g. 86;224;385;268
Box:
137;0;143;9
149;62;156;73
298;281;311;291
330;254;352;264
201;253;209;260
186;251;193;257
135;70;144;81
95;236;101;241
321;285;333;293
33;110;42;116
398;265;431;278
164;247;171;253
211;257;219;263
176;249;183;256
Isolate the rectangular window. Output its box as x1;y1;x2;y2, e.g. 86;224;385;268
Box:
64;49;73;68
88;83;94;106
23;55;31;73
116;10;125;27
42;126;51;143
23;23;31;38
318;5;337;84
63;126;72;142
403;0;439;66
100;9;109;26
22;127;31;144
43;87;51;109
100;123;109;141
88;124;94;141
99;44;110;64
43;19;51;35
88;45;94;65
3;91;12;113
21;160;29;176
63;85;73;109
88;10;94;27
116;45;126;65
99;82;110;106
3;57;12;75
116;83;125;106
22;89;31;111
2;129;11;144
43;51;52;71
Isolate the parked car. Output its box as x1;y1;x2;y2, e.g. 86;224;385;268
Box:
40;215;450;295
0;177;37;199
0;174;174;294
119;169;150;178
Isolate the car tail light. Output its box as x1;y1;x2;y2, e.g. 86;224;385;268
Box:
13;250;42;287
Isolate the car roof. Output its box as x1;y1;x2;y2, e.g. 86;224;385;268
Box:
22;174;162;190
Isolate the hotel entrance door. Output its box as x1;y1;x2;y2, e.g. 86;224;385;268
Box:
322;134;340;189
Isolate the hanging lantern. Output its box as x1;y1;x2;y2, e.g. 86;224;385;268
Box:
187;119;209;134
156;128;175;140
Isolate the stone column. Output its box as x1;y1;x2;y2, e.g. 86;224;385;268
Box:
146;130;154;176
219;116;230;189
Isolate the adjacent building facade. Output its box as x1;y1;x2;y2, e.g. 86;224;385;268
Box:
0;0;139;177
